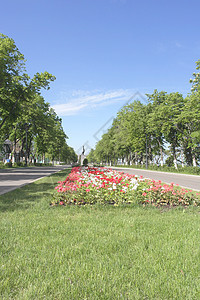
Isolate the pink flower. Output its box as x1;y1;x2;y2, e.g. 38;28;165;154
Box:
86;189;90;192
142;192;147;196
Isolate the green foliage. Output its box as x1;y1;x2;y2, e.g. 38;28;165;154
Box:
190;59;200;92
165;155;174;167
4;161;12;168
0;34;56;133
87;148;96;163
0;33;77;165
33;162;53;167
13;162;25;167
0;161;13;168
82;158;88;166
92;61;200;167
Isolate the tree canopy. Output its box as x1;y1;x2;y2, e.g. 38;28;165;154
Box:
88;60;200;168
0;33;77;165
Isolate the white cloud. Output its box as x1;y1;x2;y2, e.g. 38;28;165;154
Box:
52;89;134;116
175;42;182;48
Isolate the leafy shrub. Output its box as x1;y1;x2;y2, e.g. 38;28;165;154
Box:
13;162;25;167
4;161;12;168
34;163;53;167
0;162;5;168
165;155;174;167
82;158;88;166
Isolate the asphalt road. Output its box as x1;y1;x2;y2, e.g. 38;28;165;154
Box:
0;165;70;195
109;167;200;191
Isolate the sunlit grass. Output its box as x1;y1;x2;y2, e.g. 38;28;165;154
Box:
0;169;200;299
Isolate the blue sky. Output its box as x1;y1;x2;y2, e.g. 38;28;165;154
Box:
1;0;200;154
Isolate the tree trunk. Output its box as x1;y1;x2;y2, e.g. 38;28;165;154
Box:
181;147;184;167
172;144;178;169
27;138;32;164
192;150;197;167
183;142;193;166
159;147;163;166
135;152;138;165
158;138;164;167
12;132;17;164
148;136;153;164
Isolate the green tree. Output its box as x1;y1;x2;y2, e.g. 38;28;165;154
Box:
176;92;200;166
87;148;96;164
159;92;184;169
190;60;200;92
34;108;67;164
115;100;149;165
0;33;55;135
146;90;167;166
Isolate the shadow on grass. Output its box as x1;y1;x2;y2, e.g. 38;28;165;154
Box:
0;169;71;212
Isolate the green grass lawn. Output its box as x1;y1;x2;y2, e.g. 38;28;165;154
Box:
0;169;200;299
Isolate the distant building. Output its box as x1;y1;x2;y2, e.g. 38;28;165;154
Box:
0;139;22;163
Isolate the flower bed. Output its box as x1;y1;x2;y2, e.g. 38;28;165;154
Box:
51;167;200;207
52;166;142;205
141;180;200;207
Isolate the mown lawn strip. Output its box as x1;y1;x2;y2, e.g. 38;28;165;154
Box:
0;169;200;299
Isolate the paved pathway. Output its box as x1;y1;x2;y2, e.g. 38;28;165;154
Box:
109;167;200;191
0;165;70;195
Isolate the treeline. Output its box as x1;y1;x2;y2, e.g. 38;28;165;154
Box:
88;60;200;169
0;33;77;165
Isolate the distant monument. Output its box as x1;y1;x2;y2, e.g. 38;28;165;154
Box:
80;145;86;165
82;145;85;155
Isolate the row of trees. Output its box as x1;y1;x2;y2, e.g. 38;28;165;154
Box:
88;60;200;168
0;33;77;165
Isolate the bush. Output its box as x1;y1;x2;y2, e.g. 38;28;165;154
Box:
4;161;12;168
82;158;88;166
34;163;53;167
0;162;5;168
13;162;25;167
165;155;174;167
